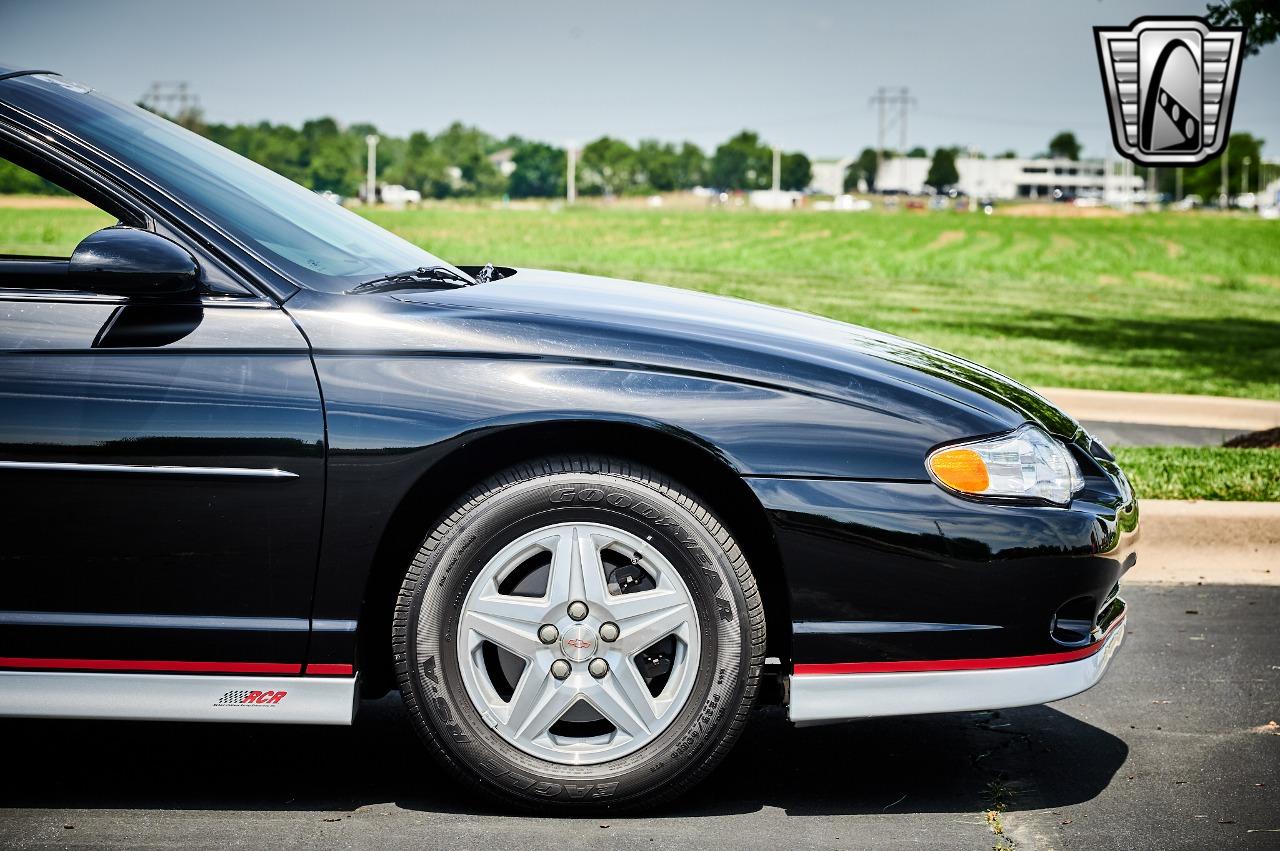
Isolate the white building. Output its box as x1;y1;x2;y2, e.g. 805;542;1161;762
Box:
488;148;518;178
808;157;855;196
872;156;1142;202
749;189;803;210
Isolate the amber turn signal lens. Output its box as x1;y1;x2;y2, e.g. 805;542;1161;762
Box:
928;448;990;493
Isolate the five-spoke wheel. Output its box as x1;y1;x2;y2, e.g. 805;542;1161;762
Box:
457;522;700;764
394;457;764;810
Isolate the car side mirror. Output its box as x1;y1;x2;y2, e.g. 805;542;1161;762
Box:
69;226;200;297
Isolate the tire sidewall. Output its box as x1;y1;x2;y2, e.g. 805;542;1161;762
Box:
400;471;751;807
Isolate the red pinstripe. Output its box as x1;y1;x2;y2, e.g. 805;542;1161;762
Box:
793;615;1125;676
0;657;301;674
303;663;354;676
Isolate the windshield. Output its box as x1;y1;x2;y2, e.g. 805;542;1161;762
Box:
0;73;458;293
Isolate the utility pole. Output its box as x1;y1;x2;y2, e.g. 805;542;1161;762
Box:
365;134;379;206
1220;140;1229;209
567;142;577;204
140;81;201;125
873;88;886;187
869;87;915;193
1121;159;1134;212
1175;167;1182;202
772;145;781;192
898;86;910;154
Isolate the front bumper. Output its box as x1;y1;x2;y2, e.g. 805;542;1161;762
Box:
789;601;1125;724
745;464;1137;723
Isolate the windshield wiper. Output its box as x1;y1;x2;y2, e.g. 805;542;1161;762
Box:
345;265;474;295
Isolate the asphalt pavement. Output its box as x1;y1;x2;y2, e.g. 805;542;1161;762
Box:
1;583;1276;850
1078;420;1243;447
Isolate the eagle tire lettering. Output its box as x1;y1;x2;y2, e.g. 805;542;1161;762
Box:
476;758;617;800
420;655;471;745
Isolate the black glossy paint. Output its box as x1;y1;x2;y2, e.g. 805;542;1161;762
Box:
68;226;200;297
0;295;325;663
0;71;1138;684
747;474;1137;663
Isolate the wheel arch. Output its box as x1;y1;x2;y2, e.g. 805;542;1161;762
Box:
356;418;791;696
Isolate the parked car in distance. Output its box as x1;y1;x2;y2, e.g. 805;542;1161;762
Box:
378;183;421;207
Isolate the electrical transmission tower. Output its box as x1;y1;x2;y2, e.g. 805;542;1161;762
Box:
140;81;201;121
869;86;916;189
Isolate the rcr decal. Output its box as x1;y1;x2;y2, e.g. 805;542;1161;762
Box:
213;689;287;707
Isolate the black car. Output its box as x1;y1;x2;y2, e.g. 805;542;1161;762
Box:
0;68;1137;811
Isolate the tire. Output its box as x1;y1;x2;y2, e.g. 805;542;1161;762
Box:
393;455;764;811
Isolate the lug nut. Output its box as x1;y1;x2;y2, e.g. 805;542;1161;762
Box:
588;657;609;678
538;624;559;644
599;622;620;642
550;659;572;680
567;600;589;621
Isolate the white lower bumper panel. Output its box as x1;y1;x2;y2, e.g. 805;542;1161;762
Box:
789;619;1124;725
0;671;358;725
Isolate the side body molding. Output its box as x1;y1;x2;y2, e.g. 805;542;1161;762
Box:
0;672;358;725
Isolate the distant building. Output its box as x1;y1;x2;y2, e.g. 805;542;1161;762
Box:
1260;177;1280;212
749;189;803;210
488;148;517;177
808;157;855;196
873;156;1142;202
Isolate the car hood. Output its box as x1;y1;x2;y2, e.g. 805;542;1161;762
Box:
305;268;1079;437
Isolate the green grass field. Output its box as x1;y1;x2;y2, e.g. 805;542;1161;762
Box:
0;205;115;256
1114;446;1280;501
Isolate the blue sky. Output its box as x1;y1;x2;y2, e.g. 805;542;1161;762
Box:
3;0;1277;159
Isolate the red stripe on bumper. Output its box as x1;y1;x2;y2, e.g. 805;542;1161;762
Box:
304;663;354;676
0;657;302;675
794;615;1125;676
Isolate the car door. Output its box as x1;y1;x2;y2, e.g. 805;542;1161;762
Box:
0;147;327;674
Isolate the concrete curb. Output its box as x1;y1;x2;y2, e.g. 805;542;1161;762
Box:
1125;499;1280;586
1037;387;1280;431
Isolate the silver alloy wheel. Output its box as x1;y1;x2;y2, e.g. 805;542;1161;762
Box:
455;522;701;765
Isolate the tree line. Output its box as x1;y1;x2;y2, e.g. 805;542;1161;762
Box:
0;110;811;199
0;110;1266;203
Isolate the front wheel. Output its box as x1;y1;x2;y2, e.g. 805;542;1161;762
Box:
393;456;764;811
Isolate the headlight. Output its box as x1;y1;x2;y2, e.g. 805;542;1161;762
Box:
926;424;1085;506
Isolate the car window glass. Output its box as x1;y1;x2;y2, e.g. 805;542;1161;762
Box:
0;75;460;293
0;155;115;258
